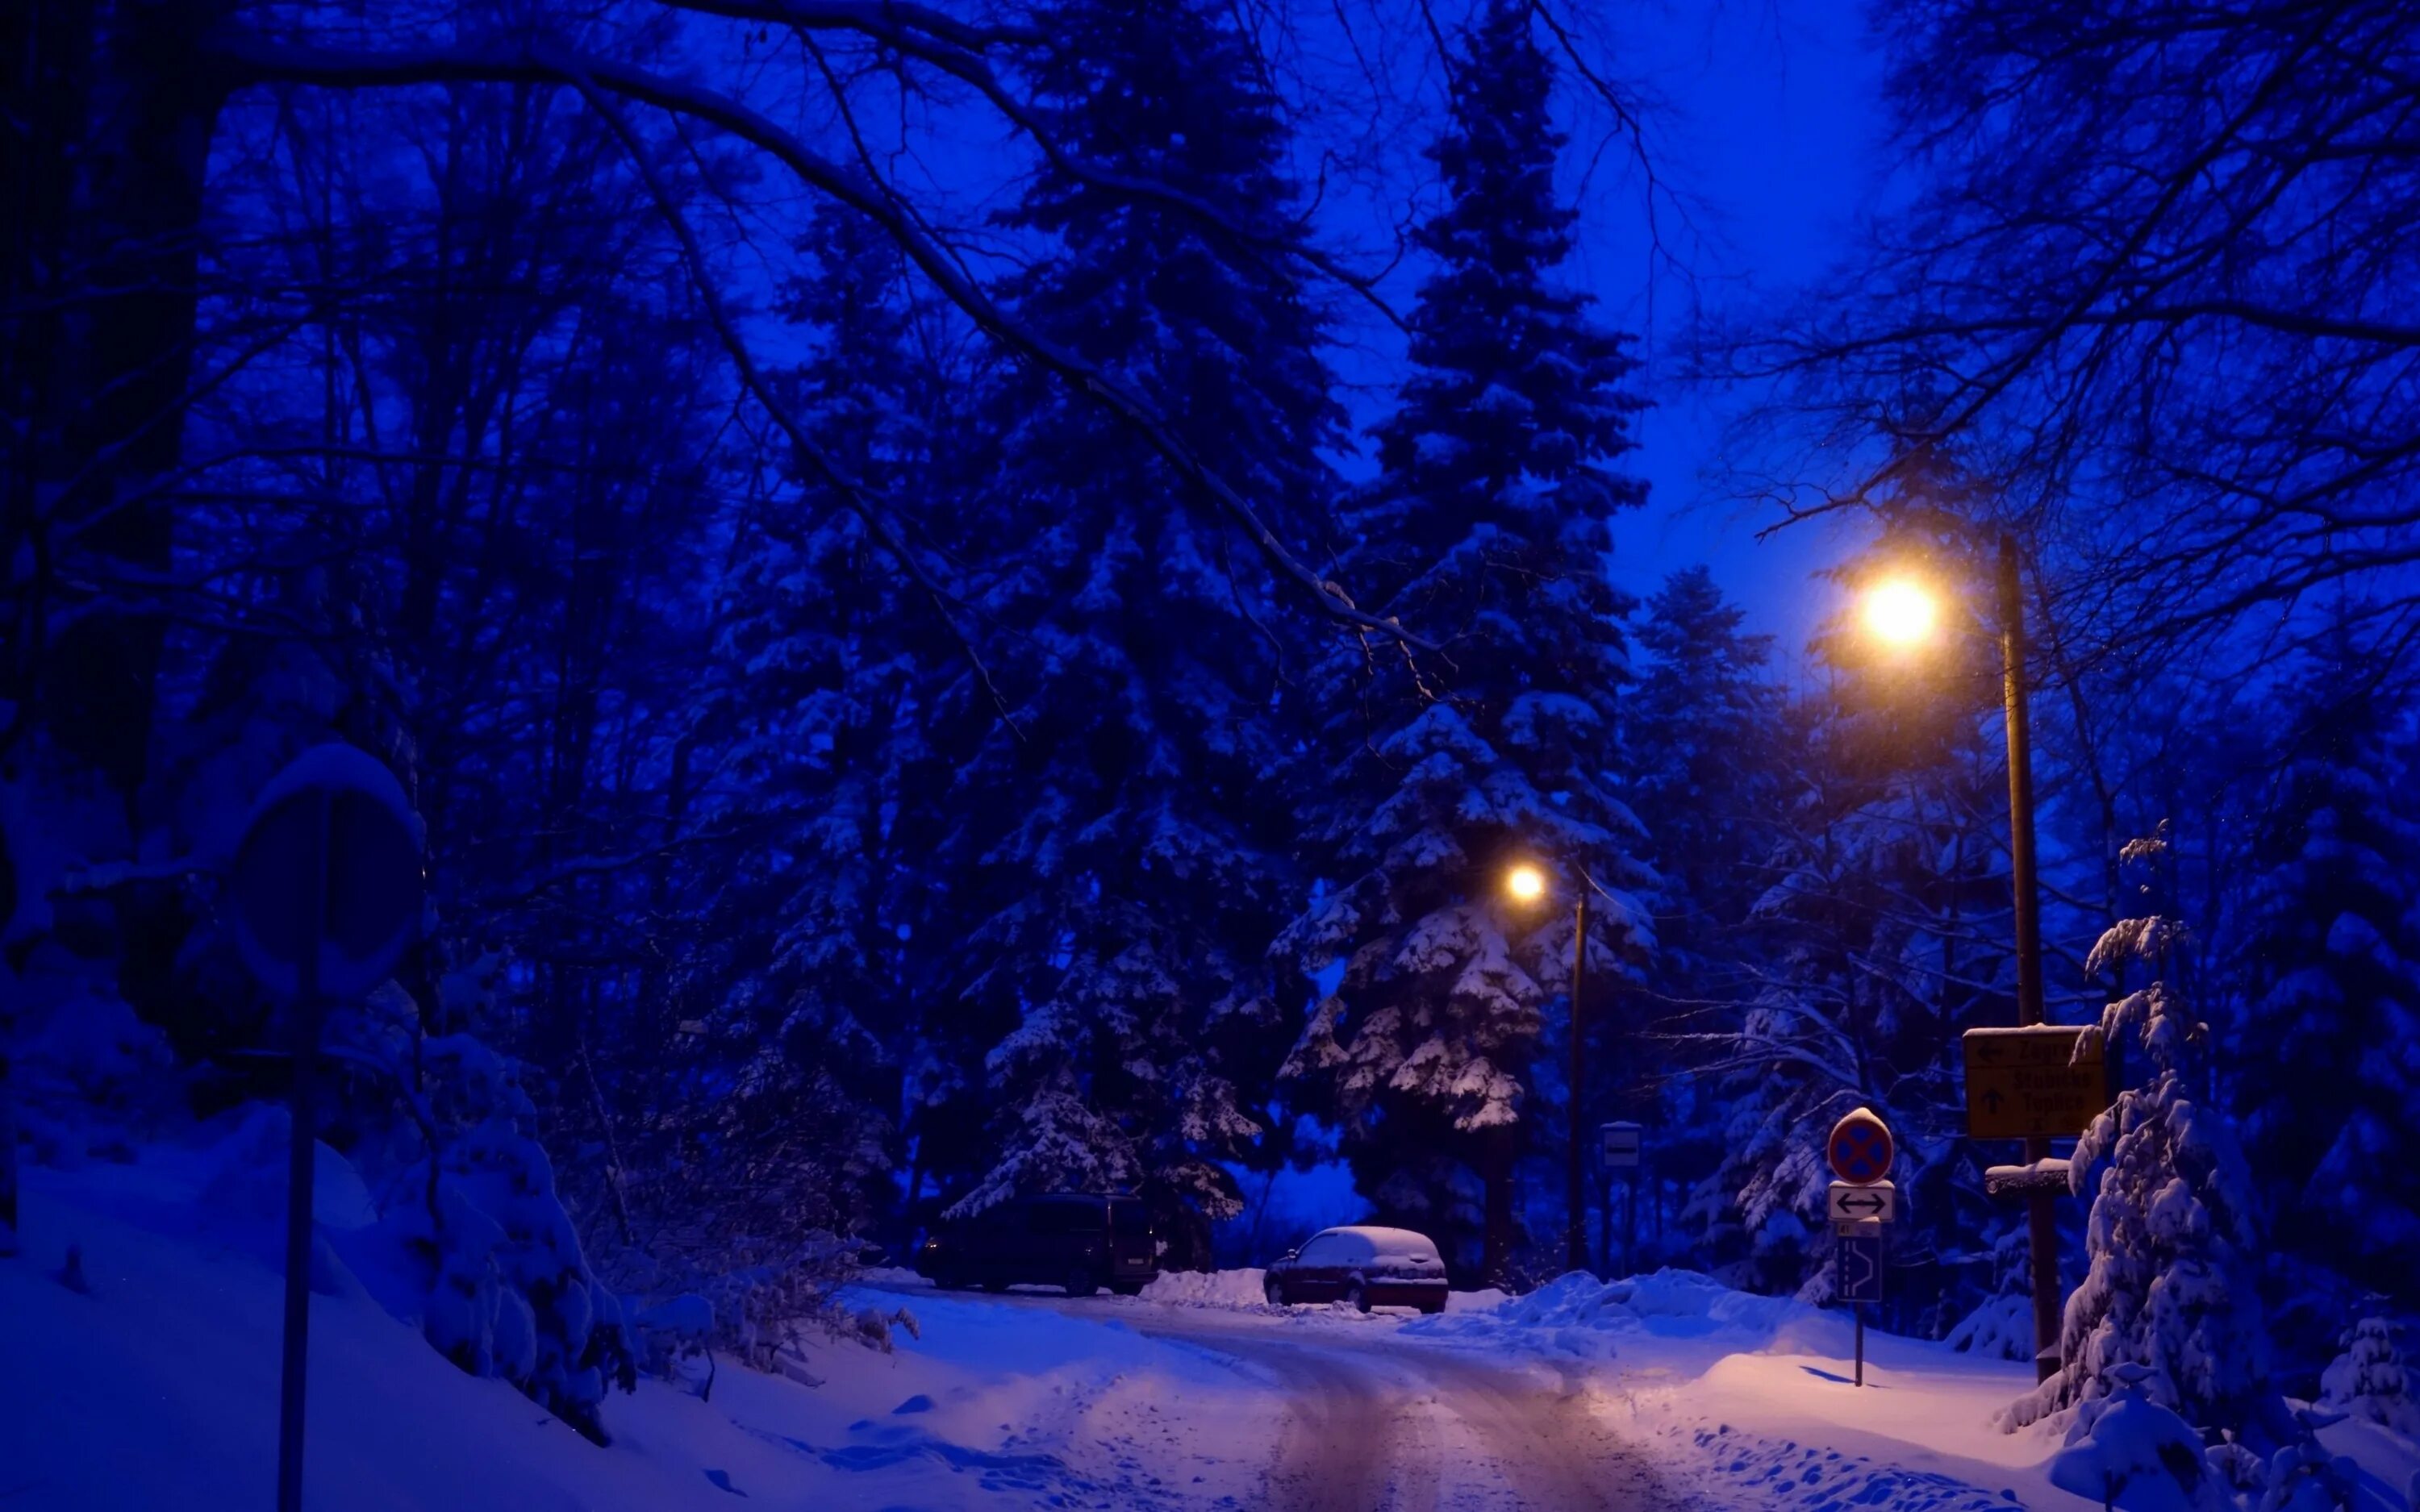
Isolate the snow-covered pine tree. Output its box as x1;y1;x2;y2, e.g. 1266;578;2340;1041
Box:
660;202;953;1258
1625;567;1780;1227
936;0;1341;1264
2009;831;2282;1441
2232;627;2420;1308
1279;0;1651;1285
1631;567;1780;964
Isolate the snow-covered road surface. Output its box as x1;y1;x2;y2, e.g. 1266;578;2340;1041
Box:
862;1281;1697;1510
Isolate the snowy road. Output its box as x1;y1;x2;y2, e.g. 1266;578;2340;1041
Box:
864;1283;1697;1510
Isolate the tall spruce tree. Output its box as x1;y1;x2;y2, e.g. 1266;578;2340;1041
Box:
1631;567;1779;957
662;205;945;1252
936;0;1341;1264
2233;628;2420;1307
1617;567;1780;1268
1280;0;1651;1285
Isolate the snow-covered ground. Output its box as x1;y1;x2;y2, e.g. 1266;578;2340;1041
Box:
7;1148;2416;1510
2;1156;1300;1510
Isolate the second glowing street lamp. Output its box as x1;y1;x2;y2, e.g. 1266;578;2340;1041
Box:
1862;531;2062;1384
1504;861;1593;1276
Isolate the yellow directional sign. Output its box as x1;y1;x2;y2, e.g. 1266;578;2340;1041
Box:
1963;1027;2110;1140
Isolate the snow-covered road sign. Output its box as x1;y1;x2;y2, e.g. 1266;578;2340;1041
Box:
1828;1180;1896;1226
1838;1231;1885;1303
1962;1026;2109;1140
1826;1107;1895;1184
1600;1121;1642;1168
230;744;423;1004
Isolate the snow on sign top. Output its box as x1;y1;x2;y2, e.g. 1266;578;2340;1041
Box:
229;744;424;1005
1826;1107;1895;1185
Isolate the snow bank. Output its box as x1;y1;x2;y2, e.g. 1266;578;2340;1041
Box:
1139;1267;1269;1309
3;1158;1291;1511
1406;1268;1847;1361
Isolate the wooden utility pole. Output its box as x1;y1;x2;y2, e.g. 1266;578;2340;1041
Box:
1996;532;2062;1384
1567;891;1590;1274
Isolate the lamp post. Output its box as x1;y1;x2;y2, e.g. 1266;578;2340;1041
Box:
1505;862;1592;1276
1862;531;2061;1384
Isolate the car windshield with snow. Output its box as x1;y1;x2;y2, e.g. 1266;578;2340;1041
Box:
1262;1224;1448;1314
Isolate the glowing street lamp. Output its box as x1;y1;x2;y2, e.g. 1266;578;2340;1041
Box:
1861;577;1939;648
1504;859;1595;1277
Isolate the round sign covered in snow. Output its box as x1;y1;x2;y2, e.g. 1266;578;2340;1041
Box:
1826;1106;1896;1185
228;744;423;1004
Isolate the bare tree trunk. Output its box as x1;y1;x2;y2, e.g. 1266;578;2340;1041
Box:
30;0;232;822
0;2;230;1256
0;1044;18;1258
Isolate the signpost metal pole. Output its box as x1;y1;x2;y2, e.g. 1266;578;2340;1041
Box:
1624;1168;1638;1278
1598;1122;1642;1274
1599;1169;1613;1277
1997;532;2062;1385
275;792;328;1512
232;747;423;1512
1828;1112;1892;1389
1566;890;1589;1275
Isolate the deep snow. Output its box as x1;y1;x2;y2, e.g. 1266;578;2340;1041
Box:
7;1144;2417;1512
0;1156;1288;1510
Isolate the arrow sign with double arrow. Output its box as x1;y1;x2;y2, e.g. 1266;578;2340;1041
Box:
1828;1179;1896;1226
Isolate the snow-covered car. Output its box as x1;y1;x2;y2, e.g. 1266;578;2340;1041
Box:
1262;1225;1448;1314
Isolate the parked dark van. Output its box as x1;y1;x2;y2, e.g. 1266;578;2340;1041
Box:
915;1193;1158;1297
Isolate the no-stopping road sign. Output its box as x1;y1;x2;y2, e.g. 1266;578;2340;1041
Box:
1826;1107;1895;1185
229;744;423;1004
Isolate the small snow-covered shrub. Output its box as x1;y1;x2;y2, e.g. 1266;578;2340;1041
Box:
2051;1396;2226;1510
615;1230;874;1378
379;1029;636;1443
10;935;172;1167
2318;1311;2415;1435
1947;1293;2035;1363
2255;1410;2363;1511
633;1293;716;1397
2048;1364;2230;1512
852;1303;920;1352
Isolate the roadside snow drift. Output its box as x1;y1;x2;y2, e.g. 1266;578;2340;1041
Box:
0;1151;1288;1512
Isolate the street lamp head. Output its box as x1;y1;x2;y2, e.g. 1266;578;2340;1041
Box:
1862;577;1940;648
1505;863;1547;904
